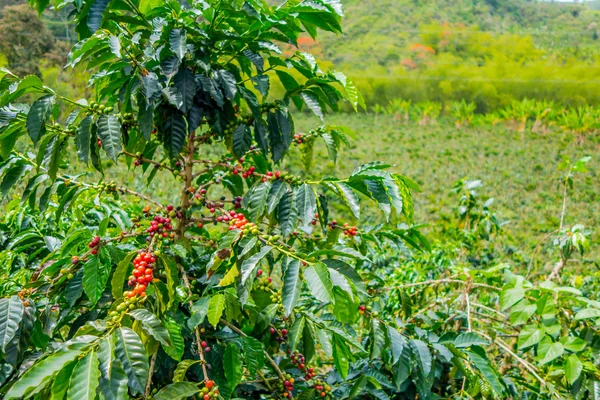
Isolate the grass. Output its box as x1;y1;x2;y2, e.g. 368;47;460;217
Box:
290;113;599;262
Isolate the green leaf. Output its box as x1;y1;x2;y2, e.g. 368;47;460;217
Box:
82;256;110;306
300;92;323;119
539;342;564;365
267;180;288;214
233;124;252;158
255;304;279;334
453;332;488;348
169;29;187;61
241;337;264;379
465;346;505;395
409;339;431;377
161;108;187;157
174;68;195;113
154;382;200;400
5;347;83;399
2;164;31;195
252;75;270;97
187;297;210;329
224;342;243;389
563;336;587;353
244;181;271;222
163;316;185;361
207;293;226;328
173;359;200;383
333;182;360;219
97;336;128;400
304;262;334;303
296;183;317;231
76;116;93;163
288;316;305;353
66;350;101;400
0;296;24;352
278;190;297;237
518;325;543;349
565;354;583;385
27;94;55;144
128;309;171;347
500;285;524;310
574;307;600;320
240;246;272;285
369;319;386;359
97;114;122;162
111;251;136;299
114;327;148;395
387;326;406;365
50;360;76;400
333;334;351;379
509;301;537;325
87;0;110;33
282;258;302;316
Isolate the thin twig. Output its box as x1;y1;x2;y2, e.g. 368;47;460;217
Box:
177;262;210;380
145;351;158;397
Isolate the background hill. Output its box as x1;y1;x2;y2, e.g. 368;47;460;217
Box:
2;0;600;109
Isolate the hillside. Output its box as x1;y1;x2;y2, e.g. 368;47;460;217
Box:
314;0;600;70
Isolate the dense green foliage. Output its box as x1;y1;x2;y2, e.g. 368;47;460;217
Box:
0;1;600;400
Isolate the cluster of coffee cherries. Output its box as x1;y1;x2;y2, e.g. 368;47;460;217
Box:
265;170;304;185
200;340;211;353
342;223;359;236
312;379;332;398
227;212;250;230
293;133;305;144
205;198;226;214
270;290;282;304
239;165;256;179
269;326;288;343
88;236;101;255
232;196;243;209
290;352;311;378
200;380;218;400
107;295;144;325
166;204;184;220
121;112;135;126
125;251;155;298
86;101;113;115
98;181;120;193
330;220;358;236
146;213;174;239
277;373;295;399
310;213;319;226
255;270;273;291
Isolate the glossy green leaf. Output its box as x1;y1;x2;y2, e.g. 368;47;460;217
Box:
282;258;302;316
241;336;264;378
207;293;226;328
66;350;101;400
0;296;24;352
5;347;83;399
97;114;122;162
27;94;54;144
304;262;334;303
154;382;200;400
128;309;171;347
224;342;243;389
114;327;148;395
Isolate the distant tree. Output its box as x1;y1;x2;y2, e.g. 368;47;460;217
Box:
0;4;54;77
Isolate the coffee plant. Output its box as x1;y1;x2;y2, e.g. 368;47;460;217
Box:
0;1;599;400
